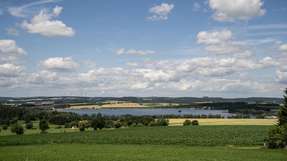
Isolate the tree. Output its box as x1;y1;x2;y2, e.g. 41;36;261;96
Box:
39;119;49;133
25;121;33;129
278;88;287;126
192;120;199;126
11;123;24;135
266;88;287;148
91;113;105;130
183;120;192;126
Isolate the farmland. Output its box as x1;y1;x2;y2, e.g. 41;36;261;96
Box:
0;126;286;161
169;118;277;126
0;126;272;146
1;144;286;161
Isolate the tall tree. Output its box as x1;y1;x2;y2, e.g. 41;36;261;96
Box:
278;88;287;126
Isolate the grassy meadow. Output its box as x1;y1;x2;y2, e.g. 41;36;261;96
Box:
1;122;286;161
1;144;286;161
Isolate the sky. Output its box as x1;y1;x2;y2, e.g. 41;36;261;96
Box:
0;0;287;97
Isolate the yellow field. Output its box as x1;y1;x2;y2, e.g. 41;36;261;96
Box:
169;118;277;126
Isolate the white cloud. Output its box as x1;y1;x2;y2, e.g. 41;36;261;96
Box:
41;57;78;72
8;0;59;17
21;6;75;37
0;64;23;77
147;3;174;21
209;0;265;21
0;39;25;63
279;44;287;53
197;29;246;54
197;29;232;45
116;48;155;56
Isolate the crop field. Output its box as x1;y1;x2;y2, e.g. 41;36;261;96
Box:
169;118;277;126
0;126;285;161
0;126;271;146
0;144;286;161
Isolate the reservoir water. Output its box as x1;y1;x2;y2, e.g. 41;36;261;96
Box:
58;108;233;117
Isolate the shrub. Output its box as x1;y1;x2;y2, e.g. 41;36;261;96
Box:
10;123;24;135
78;120;89;132
192;120;199;126
114;121;122;128
2;124;8;130
25;121;33;129
104;120;115;128
183;120;192;126
157;118;169;126
39;119;49;133
149;118;169;126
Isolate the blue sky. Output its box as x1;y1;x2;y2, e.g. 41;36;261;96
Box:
0;0;287;97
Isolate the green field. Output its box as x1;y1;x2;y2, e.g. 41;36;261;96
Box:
1;144;286;161
1;126;286;161
0;126;271;146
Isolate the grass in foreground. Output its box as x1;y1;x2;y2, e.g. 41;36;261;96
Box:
0;126;271;146
0;144;286;161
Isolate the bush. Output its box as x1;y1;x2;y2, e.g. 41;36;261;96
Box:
25;121;33;129
192;120;199;126
114;121;122;128
10;123;24;135
78;120;89;132
183;120;192;126
2;124;8;130
149;118;169;126
39;119;49;133
104;120;115;128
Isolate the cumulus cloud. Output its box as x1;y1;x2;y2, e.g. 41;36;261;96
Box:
116;48;155;56
41;57;78;72
147;3;174;21
197;29;246;54
209;0;265;21
0;39;26;63
21;6;75;37
0;64;23;77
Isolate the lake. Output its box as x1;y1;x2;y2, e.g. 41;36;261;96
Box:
57;108;234;117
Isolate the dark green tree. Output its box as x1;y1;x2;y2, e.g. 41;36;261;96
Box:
39;119;49;133
91;113;105;130
25;121;33;129
11;123;24;135
278;88;287;126
266;88;287;148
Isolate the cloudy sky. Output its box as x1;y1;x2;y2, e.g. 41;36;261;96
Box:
0;0;287;97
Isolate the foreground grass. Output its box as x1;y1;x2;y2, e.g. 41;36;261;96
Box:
0;126;271;146
0;144;286;161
